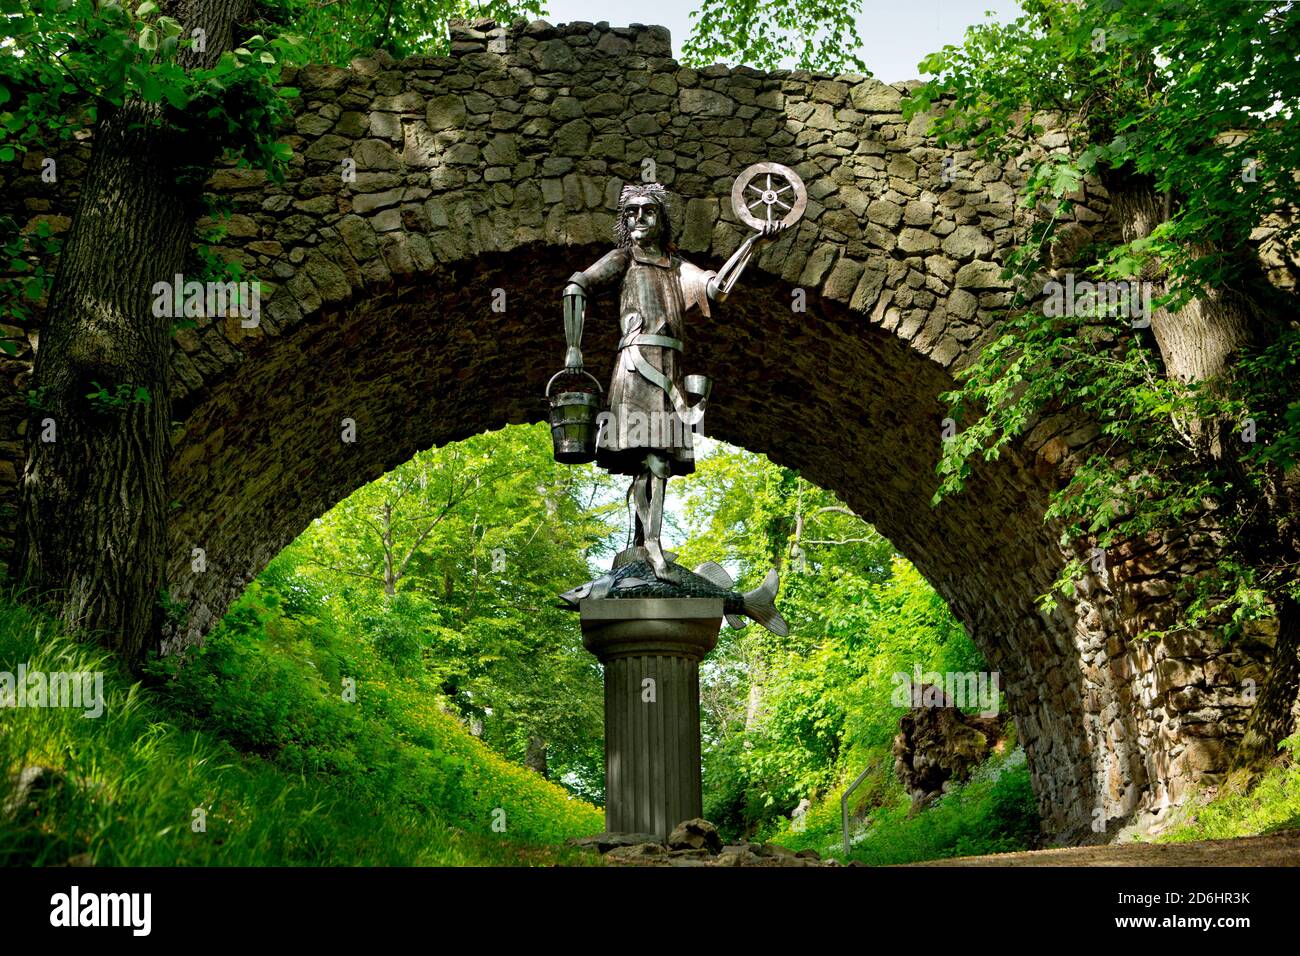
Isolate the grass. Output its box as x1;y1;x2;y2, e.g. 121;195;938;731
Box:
0;591;602;866
769;747;1041;865
771;739;1300;865
1156;736;1300;844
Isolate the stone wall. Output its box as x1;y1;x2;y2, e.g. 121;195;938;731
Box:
0;17;1276;843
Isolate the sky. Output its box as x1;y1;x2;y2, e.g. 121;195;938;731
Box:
541;0;1023;83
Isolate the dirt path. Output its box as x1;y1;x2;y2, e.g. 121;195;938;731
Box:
909;829;1300;866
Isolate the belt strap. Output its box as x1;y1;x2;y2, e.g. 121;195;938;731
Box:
624;348;706;426
618;332;683;351
615;315;704;426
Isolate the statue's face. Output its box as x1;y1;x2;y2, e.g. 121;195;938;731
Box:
624;198;660;247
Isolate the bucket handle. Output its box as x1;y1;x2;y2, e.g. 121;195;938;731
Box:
546;368;603;398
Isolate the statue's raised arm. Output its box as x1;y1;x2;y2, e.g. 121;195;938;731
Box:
710;163;808;302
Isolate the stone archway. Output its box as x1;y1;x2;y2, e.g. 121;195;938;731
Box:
0;18;1269;843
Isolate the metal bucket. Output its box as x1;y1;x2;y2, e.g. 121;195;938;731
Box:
546;369;603;464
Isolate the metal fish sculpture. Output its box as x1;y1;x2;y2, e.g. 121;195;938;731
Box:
559;559;789;637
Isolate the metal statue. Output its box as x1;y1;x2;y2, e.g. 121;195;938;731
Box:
557;164;807;580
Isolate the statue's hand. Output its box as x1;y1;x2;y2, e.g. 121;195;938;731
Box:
565;346;584;370
759;220;788;240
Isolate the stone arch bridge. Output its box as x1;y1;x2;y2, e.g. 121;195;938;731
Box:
0;18;1270;843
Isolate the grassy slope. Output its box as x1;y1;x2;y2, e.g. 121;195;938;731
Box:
5;579;1294;867
768;740;1300;864
0;594;602;866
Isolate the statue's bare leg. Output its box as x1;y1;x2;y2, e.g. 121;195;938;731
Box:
632;453;671;580
628;479;644;548
646;471;668;578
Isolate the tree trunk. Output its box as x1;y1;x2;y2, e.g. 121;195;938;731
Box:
16;0;252;667
1100;167;1300;761
1235;596;1300;768
1101;171;1260;390
382;502;397;597
524;736;548;778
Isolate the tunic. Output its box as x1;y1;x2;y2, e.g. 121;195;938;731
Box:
574;246;717;476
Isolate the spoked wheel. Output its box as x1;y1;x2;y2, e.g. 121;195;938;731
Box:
730;162;808;231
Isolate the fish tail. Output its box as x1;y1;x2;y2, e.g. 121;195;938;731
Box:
743;569;788;637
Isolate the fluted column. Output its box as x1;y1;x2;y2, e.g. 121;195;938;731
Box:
581;598;722;840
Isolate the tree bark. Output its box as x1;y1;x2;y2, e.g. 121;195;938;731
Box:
1101;171;1261;390
16;0;252;667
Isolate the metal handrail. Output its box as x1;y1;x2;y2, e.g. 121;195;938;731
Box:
841;765;874;857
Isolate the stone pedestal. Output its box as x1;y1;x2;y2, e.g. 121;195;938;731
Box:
580;597;722;841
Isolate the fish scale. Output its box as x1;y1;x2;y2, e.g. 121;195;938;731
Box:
604;559;749;615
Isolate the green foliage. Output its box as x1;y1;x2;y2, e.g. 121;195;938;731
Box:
909;0;1300;633
263;0;544;65
25;383;54;413
145;568;602;846
682;0;867;73
85;380;151;414
0;1;312;175
773;747;1040;864
155;588;188;629
0;214;59;336
286;424;615;799
680;444;984;841
910;0;1300;281
0;590;601;865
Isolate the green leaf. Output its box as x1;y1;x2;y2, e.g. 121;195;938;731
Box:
131;66;162;102
155;15;183;38
162;83;189;109
1049;162;1082;198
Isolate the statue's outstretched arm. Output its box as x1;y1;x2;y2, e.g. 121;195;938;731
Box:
707;220;787;304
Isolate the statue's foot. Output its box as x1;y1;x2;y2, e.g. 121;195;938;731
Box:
645;539;672;581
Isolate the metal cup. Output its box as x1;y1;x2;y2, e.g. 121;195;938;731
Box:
684;374;711;401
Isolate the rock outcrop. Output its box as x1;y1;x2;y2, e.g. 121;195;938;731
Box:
893;684;1006;812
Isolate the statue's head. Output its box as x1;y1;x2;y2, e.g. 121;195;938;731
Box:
615;183;675;252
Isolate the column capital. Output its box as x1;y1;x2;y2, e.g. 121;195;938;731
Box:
580;598;722;662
